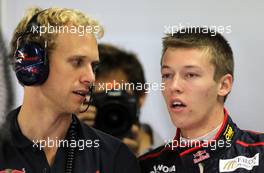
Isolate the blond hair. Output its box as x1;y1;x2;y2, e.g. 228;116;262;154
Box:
10;7;104;63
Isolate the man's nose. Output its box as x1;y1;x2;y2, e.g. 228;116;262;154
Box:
80;64;95;85
170;75;184;94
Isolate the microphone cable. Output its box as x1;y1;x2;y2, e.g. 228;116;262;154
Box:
65;115;78;173
65;85;94;172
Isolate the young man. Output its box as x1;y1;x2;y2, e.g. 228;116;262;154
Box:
78;43;156;156
139;27;264;173
0;8;140;173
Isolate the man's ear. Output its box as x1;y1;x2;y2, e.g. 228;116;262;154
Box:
138;93;147;108
217;74;233;97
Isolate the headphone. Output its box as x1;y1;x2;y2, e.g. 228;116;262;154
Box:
14;10;49;86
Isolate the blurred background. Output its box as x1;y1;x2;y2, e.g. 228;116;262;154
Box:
0;0;263;142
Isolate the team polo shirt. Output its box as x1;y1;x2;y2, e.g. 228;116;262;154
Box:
0;107;140;173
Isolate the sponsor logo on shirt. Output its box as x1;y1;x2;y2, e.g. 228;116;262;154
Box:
0;169;25;173
223;124;234;141
193;150;210;164
150;164;176;173
219;153;259;172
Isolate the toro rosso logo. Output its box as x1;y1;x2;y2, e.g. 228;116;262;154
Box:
16;52;39;64
0;169;25;173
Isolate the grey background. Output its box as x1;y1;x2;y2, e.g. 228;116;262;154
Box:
0;0;263;143
0;0;1;27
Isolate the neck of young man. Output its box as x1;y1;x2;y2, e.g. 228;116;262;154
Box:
17;89;73;165
180;104;225;140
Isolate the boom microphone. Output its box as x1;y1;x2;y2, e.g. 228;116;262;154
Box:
79;85;94;113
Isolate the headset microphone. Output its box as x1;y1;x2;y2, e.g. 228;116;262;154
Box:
80;85;94;113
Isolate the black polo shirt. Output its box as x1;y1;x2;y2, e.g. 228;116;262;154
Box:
0;107;140;173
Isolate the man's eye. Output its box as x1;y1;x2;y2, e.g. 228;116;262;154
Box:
162;73;173;79
72;59;83;67
186;73;199;79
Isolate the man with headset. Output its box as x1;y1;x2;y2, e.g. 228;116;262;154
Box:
0;7;140;173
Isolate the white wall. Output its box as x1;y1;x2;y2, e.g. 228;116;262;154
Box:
1;0;264;141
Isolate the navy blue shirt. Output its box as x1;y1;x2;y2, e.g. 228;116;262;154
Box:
0;107;140;173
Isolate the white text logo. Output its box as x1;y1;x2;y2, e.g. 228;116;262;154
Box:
150;165;176;173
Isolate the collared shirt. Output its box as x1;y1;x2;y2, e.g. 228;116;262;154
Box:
0;107;140;173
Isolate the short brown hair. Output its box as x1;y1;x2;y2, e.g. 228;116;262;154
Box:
162;27;234;82
97;44;147;99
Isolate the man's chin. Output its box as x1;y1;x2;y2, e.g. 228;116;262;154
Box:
171;117;190;129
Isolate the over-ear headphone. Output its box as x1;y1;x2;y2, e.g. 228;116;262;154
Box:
14;10;49;86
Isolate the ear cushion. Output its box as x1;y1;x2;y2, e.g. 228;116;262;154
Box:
14;42;49;86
